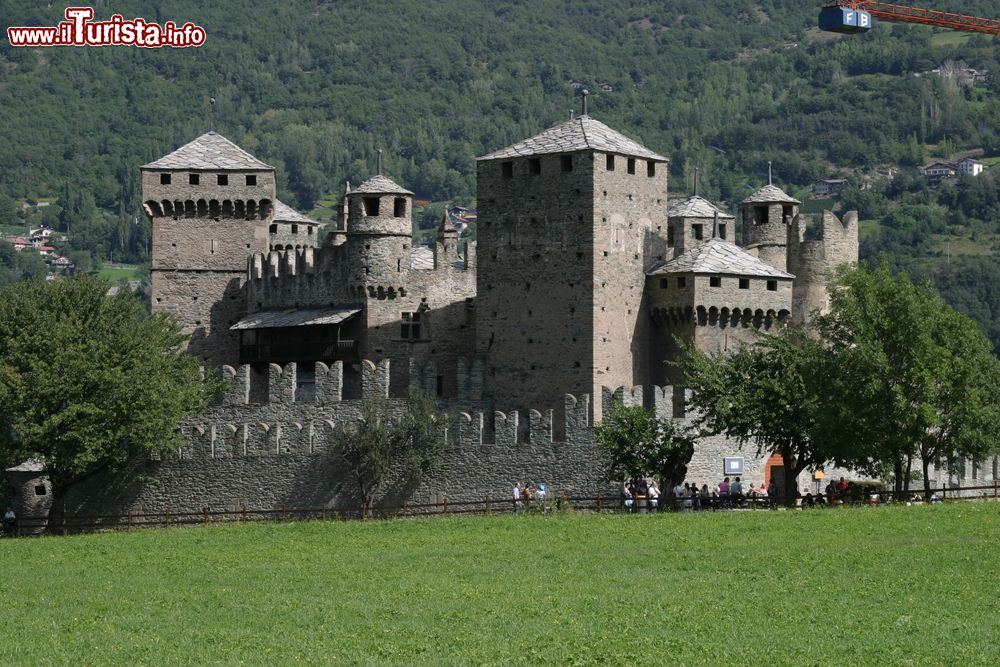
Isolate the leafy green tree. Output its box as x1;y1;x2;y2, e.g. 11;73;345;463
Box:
0;276;213;531
594;402;695;494
682;328;833;506
327;388;443;517
815;262;1000;497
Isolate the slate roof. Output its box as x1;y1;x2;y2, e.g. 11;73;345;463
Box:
273;200;318;225
352;175;413;195
668;196;734;219
6;459;44;473
411;246;466;271
477;115;668;161
646;238;793;279
230;306;361;330
142;132;273;170
741;184;800;205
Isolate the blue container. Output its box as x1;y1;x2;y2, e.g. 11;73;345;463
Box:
819;6;873;33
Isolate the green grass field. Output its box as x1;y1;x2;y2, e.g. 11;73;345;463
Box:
97;264;139;281
1;504;998;665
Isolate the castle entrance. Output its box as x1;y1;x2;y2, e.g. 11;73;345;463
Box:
764;452;784;491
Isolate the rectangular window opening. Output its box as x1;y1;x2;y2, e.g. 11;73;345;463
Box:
767;280;777;291
561;155;573;172
739;278;750;290
692;224;704;240
667;227;675;247
160;173;171;185
246;174;257;186
502;161;513;178
217;174;228;186
627;158;636;175
528;158;541;175
647;161;656;177
659;278;668;289
291;224;298;235
269;224;278;234
677;276;686;288
719;224;727;240
401;311;422;339
710;276;721;287
394;197;407;217
606;155;615;171
189;173;200;185
363;197;380;216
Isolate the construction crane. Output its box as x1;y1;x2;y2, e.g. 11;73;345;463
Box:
820;2;1000;36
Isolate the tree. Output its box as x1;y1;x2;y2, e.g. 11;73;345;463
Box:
681;328;833;506
594;402;695;494
0;276;213;531
815;262;1000;497
327;388;443;517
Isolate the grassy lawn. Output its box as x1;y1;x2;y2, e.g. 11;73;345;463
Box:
97;264;139;281
930;31;972;47
1;504;999;665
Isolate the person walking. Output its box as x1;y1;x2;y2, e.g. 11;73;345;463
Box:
537;483;548;515
512;481;522;514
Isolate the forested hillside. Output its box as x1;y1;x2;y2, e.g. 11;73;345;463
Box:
2;1;999;347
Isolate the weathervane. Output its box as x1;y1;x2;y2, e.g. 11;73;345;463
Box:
768;160;773;186
581;89;589;116
208;96;216;132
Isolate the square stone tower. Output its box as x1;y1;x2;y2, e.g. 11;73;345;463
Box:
141;132;275;366
475;112;669;416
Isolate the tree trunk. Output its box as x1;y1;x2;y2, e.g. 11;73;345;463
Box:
903;454;913;494
923;456;932;502
45;488;67;535
893;457;904;497
781;448;802;508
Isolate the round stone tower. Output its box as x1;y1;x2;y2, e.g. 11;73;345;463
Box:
343;174;413;286
741;184;800;273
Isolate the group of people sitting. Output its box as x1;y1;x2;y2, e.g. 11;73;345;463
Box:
622;476;781;511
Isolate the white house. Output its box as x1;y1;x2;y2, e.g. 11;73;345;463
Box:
957;158;985;177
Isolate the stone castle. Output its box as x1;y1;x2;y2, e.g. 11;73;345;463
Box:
8;109;879;522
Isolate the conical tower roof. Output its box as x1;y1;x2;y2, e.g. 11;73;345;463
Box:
741;184;800;205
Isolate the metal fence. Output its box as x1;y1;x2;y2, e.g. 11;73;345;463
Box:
4;483;999;536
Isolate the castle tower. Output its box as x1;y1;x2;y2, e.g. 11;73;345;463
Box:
667;195;735;258
741;184;800;273
343;173;413;286
787;210;859;325
267;200;321;251
475;108;669;416
141;131;274;365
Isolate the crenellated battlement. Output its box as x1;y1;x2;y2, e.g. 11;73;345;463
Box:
601;384;693;421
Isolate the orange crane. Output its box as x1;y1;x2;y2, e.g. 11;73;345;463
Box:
820;2;1000;36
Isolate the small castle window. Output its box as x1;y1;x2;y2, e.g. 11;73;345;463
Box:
401;311;421;339
710;276;721;287
767;280;778;291
394;197;406;217
291;224;298;235
561;155;573;172
667;227;675;247
436;376;444;397
660;278;668;289
692;224;704;240
363;197;380;216
528;158;541;175
217;174;228;186
627;158;636;175
647;162;656;177
160;173;171;185
502;162;513;178
606;155;615;171
35;484;46;496
739;278;750;290
189;173;200;185
269;224;277;234
308;226;314;235
677;276;686;288
719;224;727;240
246;175;257;186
